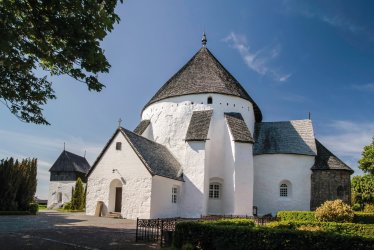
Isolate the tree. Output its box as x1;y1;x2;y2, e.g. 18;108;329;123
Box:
0;0;122;124
351;175;374;209
71;177;84;210
358;136;374;175
0;158;37;211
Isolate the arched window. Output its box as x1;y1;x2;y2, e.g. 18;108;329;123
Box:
209;183;221;199
280;183;288;197
337;186;344;198
207;96;213;104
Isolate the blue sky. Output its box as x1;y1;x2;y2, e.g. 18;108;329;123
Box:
1;0;373;198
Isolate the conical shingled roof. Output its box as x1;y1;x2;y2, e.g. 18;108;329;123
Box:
143;47;262;122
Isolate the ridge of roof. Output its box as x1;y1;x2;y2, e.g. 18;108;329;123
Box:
49;150;91;173
87;128;183;181
142;47;262;122
312;139;353;173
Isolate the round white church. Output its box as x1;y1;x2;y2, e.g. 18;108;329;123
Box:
85;34;353;219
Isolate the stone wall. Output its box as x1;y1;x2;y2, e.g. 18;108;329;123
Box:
310;170;351;210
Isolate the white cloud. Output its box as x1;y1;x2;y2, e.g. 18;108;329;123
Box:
318;120;374;174
351;83;374;92
223;32;291;82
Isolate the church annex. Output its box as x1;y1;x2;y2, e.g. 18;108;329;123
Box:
86;35;353;219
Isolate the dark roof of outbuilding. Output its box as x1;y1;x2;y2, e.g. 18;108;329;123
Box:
49;150;91;174
134;120;151;135
254;120;317;156
143;47;262;122
312;139;353;173
224;112;254;143
87;128;183;181
185;110;213;141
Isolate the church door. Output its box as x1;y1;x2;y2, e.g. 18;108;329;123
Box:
115;187;122;212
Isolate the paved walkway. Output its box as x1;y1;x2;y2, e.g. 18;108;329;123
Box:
0;210;157;249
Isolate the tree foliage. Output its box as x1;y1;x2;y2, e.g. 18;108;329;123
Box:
352;175;374;209
71;177;84;210
0;158;37;211
0;0;122;124
358;136;374;175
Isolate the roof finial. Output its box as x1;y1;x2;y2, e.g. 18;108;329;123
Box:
118;118;122;128
63;142;65;151
202;32;207;47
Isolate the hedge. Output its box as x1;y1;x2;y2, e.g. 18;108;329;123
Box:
354;212;374;224
277;211;316;222
277;211;374;224
173;222;374;250
201;218;255;227
266;221;374;238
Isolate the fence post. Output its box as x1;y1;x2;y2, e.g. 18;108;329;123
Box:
160;219;164;247
135;218;139;242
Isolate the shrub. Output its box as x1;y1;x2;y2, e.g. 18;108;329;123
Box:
63;202;71;210
364;204;374;213
28;203;39;215
173;221;374;250
266;221;374;238
352;203;363;211
277;211;316;222
315;200;354;222
71;177;84;210
201;218;255;227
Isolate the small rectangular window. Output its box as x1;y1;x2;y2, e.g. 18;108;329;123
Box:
209;184;220;199
116;142;122;150
172;187;178;203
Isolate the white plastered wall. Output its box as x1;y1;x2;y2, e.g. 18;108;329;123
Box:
253;154;314;216
150;175;183;218
86;132;153;219
47;181;75;208
141;94;256;216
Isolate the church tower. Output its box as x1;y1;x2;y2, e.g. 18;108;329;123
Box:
137;34;262;216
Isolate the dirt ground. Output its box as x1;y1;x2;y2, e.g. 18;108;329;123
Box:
0;210;158;249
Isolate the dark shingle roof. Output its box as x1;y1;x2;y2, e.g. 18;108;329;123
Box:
185;110;213;141
134;120;151;135
224;112;254;143
312;139;353;172
49;151;91;174
254;120;317;156
143;47;262;122
87;128;183;181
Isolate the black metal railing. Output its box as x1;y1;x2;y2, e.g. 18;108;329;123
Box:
135;215;278;247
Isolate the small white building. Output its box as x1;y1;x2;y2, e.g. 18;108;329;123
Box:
86;35;353;219
47;150;90;208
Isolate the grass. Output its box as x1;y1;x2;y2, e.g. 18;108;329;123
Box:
38;205;47;210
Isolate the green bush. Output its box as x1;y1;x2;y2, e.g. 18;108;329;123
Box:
352;203;363;211
315;200;354;222
173;221;374;250
354;212;374;224
28;203;38;215
266;221;374;238
364;204;374;213
277;211;316;222
63;202;71;210
201;218;255;227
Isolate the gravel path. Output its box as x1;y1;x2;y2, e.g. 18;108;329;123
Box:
0;210;157;249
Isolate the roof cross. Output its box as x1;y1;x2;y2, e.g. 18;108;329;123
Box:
202;32;207;46
118;118;123;128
